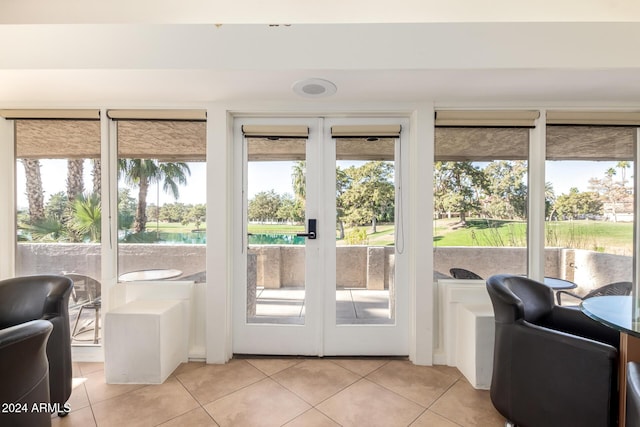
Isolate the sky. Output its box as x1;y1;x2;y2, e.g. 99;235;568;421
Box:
16;159;629;210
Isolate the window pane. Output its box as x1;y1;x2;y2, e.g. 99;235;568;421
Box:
335;138;396;324
434;127;529;280
116;120;206;283
545;125;634;302
15;119;102;344
246;137;306;324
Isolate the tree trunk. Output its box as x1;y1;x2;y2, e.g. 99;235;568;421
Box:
22;159;45;222
371;216;377;234
460;211;466;223
92;159;101;195
134;177;149;233
66;159;85;203
338;220;345;240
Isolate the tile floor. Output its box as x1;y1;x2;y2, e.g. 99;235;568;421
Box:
52;357;505;427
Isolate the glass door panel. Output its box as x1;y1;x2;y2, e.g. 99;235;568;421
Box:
246;137;307;325
335;138;396;325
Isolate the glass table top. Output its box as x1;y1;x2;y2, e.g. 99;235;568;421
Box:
580;295;640;337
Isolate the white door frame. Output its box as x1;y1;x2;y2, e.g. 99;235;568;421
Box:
231;115;410;356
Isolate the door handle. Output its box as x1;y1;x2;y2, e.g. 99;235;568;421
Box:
296;219;317;239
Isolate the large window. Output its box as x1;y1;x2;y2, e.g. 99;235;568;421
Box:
114;114;206;283
545;116;635;297
433;111;537;280
14;116;102;345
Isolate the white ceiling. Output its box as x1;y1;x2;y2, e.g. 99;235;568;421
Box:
2;3;640;107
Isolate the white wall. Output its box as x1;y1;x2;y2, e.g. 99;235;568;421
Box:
3;1;640;24
0;118;15;280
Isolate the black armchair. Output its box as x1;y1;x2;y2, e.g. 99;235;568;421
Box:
0;319;53;427
486;274;619;427
628;362;640;427
449;268;483;280
65;273;101;344
556;280;632;305
0;275;73;412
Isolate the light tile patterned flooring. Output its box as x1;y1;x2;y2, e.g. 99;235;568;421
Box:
52;358;505;427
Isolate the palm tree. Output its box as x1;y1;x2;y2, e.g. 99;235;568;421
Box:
91;159;101;195
291;161;306;202
66;159;85;204
22;159;45;222
118;159;191;233
617;160;630;184
71;193;101;242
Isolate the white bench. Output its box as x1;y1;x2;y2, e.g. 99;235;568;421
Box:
105;299;188;384
455;303;495;390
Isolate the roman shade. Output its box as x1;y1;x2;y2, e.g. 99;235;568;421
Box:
116;120;206;161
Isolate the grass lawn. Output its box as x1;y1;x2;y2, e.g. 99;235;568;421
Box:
434;217;633;254
248;223;305;234
145;221;205;233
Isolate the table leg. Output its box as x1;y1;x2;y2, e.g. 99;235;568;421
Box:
619;333;640;426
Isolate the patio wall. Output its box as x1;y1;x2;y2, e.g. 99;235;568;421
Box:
433;246;632;291
17;243;633;292
249;245;395;289
16;243;206;281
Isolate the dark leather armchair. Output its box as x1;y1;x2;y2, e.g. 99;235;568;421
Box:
486;274;619;427
449;268;483;280
0;319;53;427
0;275;73;411
627;361;640;427
556;280;632;305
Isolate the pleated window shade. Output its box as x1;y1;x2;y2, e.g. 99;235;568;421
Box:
15;119;101;159
435;110;540;127
546;125;635;160
117;120;206;161
435;127;529;161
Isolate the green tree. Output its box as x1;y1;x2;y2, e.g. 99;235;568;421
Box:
184;204;206;230
335;167;349;239
545;182;556;220
118;159;191;233
276;193;303;223
291;161;306;202
553;188;602;219
159;203;188;223
44;191;69;221
70;192;101;242
147;203;159;222
248;190;282;222
589;169;629;223
118;188;137;230
434;161;487;222
482;161;527;220
340;161;394;233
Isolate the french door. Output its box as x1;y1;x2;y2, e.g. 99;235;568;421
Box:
232;117;409;356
